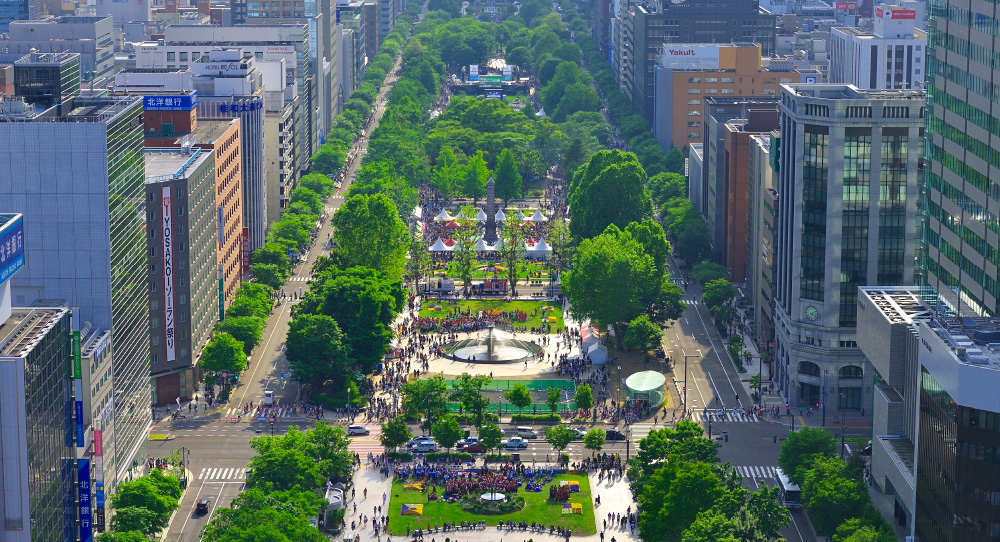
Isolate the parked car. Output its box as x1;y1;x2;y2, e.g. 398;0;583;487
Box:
502;436;529;450
406;436;435;449
348;425;370;436
606;429;627;441
196;499;210;515
457;436;480;449
411;441;438;453
516;427;537;439
571;428;587;440
459;443;484;453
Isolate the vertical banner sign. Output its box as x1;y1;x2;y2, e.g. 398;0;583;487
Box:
162;186;176;362
72;331;82;379
78;459;92;542
241;227;250;274
469;64;479;82
219;264;225;322
217;205;224;243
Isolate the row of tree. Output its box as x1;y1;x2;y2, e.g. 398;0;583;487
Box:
778;427;897;541
199;422;358;541
95;469;183;541
629;421;791;542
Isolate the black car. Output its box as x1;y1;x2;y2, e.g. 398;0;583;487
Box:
606;429;627;441
196;499;210;515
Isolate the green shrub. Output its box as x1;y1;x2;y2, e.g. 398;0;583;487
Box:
386;451;413;462
485;454;512;462
510;413;561;423
451;413;500;425
424;452;474;462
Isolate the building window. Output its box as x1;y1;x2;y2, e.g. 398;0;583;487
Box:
167;52;175;62
688;77;701;83
687;121;701;127
688;88;701;94
179;294;187;305
706;77;718;83
780;78;793;83
688;132;701;138
181;347;189;358
722;77;734;83
800;124;830;302
762;88;776;95
151;317;159;328
798;361;821;377
178;241;186;252
149;264;156;273
688;99;701;105
721;88;734;94
193;52;201;61
839;365;863;379
150;281;157;292
179;52;188;62
151;299;158;310
688;110;700;116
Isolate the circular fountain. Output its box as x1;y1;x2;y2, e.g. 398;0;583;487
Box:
443;326;542;364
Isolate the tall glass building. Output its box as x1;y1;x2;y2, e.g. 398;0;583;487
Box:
0;95;151;491
773;83;925;410
922;0;1000;317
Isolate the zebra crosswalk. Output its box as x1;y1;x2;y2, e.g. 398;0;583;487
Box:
734;465;780;481
198;467;247;481
220;407;300;419
288;276;312;282
690;410;759;423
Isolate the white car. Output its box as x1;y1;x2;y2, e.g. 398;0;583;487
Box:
406;436;435;449
411;442;438;453
348;424;370;436
501;437;528;450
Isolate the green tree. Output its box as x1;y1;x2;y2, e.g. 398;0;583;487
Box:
639;460;724;542
646;277;688;324
544;424;578;456
665;146;685;174
268;218;310;252
380;417;413;451
450;372;493;428
253;242;292;271
624;315;662;361
285;314;350;386
200;489;326;542
574;383;594;410
497;219;528;297
332;193;409;278
298;172;335;198
401;374;450;429
583;428;606;453
406;225;432;292
692;261;728;284
432;145;462;198
703;278;737;310
835;519;898;542
216;316;266;355
504;382;532;414
625;219;671;274
778;426;838;484
246;447;323;492
250;262;288;290
462;150;490;202
109;507;164;537
570;160;653;239
546;387;561;413
200;333;248;376
681;510;739;542
431;414;464;452
647;171;687;205
96;532;148;542
289;187;323;214
548;214;574;278
493;148;522;205
629;421;719;488
310;146;345;176
802;456;868;534
479;422;504;456
563;229;659;347
451;211;480;297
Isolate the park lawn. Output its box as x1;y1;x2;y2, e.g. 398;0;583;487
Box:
438;261;552;281
386;473;596;535
419;299;564;330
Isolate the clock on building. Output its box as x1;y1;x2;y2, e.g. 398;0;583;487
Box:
805;306;819;321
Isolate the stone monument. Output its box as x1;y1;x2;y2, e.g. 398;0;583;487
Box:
483;176;498;244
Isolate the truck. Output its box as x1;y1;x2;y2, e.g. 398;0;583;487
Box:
263;390;274;406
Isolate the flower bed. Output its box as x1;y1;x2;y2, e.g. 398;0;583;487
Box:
459;494;526;514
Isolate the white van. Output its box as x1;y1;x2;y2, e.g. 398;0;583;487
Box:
517;427;537;439
263;390;274;406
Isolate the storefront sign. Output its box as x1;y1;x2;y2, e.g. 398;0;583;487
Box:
242;228;250;274
0;215;24;285
78;459;92;542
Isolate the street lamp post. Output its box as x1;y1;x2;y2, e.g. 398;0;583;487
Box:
616;365;622;407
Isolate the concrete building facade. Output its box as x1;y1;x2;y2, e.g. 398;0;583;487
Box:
773;84;924;411
747;131;779;354
829;6;926;90
144;147;217;405
1;16;115;88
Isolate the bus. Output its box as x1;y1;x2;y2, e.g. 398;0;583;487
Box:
774;467;802;509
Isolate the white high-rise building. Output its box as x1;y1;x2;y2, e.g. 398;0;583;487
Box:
830;5;927;90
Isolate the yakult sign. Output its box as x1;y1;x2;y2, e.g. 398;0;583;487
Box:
664;45;721;59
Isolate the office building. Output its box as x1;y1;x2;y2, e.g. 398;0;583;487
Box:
12;52;80;109
773;83;924;410
113;75;248;291
145;147;218;405
0;94;152;493
95;0;152;24
701;95;780;257
687;142;704;215
0;0;39;34
857;286;1000;540
0;64;13;96
2;16;115;88
264;87;297;223
830;6;926;90
922;0;1000;318
720;109;779;283
747;131;779;353
653;46;802;152
625;0;777;121
376;0;394;37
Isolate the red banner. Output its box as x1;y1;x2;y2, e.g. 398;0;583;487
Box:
835;2;856;9
242;228;250;274
877;7;915;18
